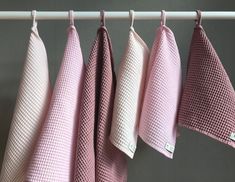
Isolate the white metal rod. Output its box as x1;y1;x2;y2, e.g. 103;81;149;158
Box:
0;11;235;20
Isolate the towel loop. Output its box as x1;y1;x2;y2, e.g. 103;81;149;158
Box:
69;10;74;26
161;10;166;26
196;10;202;27
31;10;37;28
129;10;135;29
100;10;105;27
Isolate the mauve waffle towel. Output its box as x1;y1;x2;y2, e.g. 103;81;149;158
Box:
110;27;149;158
74;25;127;182
26;25;84;182
0;24;51;182
178;25;235;147
139;25;182;158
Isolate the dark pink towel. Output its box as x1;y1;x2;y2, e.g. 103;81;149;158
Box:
74;26;127;182
178;24;235;148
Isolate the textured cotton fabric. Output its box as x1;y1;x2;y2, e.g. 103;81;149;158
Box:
139;25;182;158
74;26;127;182
0;25;51;182
178;25;235;148
110;27;149;158
26;25;84;182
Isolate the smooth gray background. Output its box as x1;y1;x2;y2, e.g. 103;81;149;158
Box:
0;1;235;182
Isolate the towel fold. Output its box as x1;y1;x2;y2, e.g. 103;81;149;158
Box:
74;26;127;182
110;27;149;158
178;25;235;148
139;25;182;158
0;25;51;182
26;25;84;182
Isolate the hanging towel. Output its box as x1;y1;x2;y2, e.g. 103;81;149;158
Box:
74;25;127;182
110;27;149;158
26;25;84;182
139;24;182;159
0;24;51;182
178;24;235;148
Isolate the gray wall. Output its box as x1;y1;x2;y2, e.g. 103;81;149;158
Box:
0;0;235;182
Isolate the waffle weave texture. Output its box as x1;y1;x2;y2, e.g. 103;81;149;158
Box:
110;27;149;158
0;25;51;182
139;25;182;159
74;26;127;182
26;25;85;182
178;25;235;148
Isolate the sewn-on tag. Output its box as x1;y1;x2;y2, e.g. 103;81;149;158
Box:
128;142;136;153
230;132;235;141
165;143;175;153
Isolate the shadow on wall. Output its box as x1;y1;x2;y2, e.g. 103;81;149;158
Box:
0;97;15;165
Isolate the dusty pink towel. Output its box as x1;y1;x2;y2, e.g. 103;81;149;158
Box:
26;25;84;182
139;25;182;158
178;24;235;148
0;23;51;182
74;25;127;182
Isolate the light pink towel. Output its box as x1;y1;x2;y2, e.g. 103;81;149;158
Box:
0;23;51;182
26;25;84;182
139;24;182;158
74;25;127;182
178;23;235;148
110;27;149;158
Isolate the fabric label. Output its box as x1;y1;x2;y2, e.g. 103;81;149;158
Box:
230;132;235;141
128;143;136;153
165;143;175;153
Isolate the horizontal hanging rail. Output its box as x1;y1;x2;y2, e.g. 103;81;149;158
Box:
0;11;235;20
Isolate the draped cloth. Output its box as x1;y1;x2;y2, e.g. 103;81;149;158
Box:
26;25;84;182
0;24;51;182
110;27;149;158
178;25;235;148
139;25;182;158
74;25;127;182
